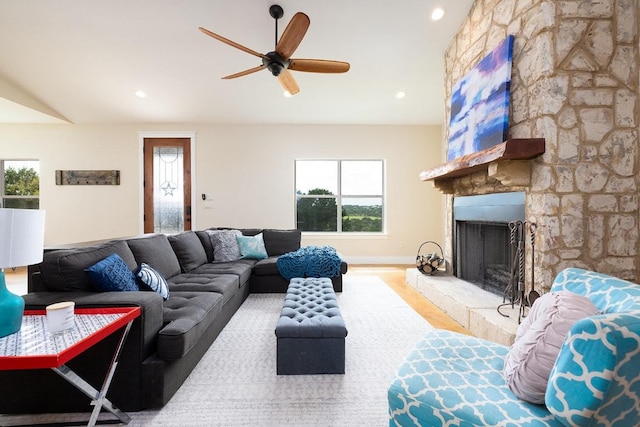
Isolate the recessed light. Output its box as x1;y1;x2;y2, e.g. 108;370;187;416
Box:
135;90;147;98
284;91;292;98
430;7;445;21
396;91;406;99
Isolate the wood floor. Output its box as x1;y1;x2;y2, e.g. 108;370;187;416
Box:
348;265;470;334
5;265;470;335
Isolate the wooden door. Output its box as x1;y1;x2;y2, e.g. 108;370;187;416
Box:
143;138;191;233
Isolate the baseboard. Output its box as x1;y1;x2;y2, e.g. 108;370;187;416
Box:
342;256;414;265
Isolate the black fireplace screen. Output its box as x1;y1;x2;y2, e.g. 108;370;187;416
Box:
453;192;525;297
455;221;513;296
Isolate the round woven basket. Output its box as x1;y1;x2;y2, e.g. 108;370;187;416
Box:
415;241;444;275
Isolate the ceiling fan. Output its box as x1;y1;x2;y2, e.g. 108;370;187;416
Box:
198;4;350;96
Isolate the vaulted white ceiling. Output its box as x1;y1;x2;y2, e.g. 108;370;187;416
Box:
0;1;473;125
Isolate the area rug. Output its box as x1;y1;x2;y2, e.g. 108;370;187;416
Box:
1;275;433;426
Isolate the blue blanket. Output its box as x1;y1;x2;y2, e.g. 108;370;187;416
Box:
276;245;342;280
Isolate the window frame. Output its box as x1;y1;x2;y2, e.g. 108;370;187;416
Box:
1;159;40;209
294;159;385;234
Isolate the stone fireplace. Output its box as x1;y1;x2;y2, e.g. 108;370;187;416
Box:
408;0;638;344
432;0;639;293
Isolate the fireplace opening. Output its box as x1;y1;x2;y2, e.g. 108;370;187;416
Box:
453;192;525;297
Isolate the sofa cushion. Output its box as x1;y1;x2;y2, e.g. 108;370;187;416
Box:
168;231;208;272
191;261;254;286
206;229;243;262
262;229;301;256
503;291;599;404
158;291;224;360
126;234;182;280
167;273;239;304
195;230;215;262
85;253;139;292
40;240;138;292
551;267;640;313
252;257;280;276
237;232;268;260
237;228;263;237
388;329;554;426
136;262;170;300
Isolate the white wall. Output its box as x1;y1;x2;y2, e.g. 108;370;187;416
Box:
0;123;445;263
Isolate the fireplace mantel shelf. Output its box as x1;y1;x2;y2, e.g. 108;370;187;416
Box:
420;138;545;191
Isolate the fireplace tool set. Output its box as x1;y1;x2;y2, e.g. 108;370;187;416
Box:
497;220;539;323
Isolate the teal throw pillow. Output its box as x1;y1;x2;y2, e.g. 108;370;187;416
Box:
136;263;170;300
85;253;139;292
237;233;268;260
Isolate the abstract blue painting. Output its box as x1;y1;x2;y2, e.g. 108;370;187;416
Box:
447;35;514;161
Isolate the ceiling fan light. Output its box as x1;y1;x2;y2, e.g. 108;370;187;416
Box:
134;90;147;98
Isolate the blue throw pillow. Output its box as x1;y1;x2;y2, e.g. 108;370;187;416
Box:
237;233;268;260
136;263;170;300
85;253;139;292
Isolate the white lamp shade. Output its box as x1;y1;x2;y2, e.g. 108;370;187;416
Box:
0;208;46;268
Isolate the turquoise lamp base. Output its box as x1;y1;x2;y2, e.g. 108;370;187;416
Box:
0;270;25;338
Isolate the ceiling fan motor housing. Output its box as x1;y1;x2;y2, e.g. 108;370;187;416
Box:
263;51;289;76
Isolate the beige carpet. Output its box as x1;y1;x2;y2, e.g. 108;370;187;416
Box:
1;275;433;427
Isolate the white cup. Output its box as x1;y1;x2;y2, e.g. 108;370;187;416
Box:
46;301;75;334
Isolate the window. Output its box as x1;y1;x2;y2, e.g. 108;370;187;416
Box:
295;160;384;232
1;160;40;209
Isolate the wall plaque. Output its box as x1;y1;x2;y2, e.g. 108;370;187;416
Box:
55;170;120;185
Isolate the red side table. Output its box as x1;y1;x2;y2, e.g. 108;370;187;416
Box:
0;306;141;426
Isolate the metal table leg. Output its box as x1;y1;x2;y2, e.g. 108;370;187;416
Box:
52;320;134;426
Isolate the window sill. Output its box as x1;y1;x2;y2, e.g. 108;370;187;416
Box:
302;232;388;239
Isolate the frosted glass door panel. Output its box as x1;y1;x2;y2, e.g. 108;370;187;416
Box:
153;146;184;234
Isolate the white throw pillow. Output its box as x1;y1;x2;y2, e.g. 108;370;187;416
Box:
503;291;599;404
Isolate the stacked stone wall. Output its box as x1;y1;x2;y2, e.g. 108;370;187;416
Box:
443;0;639;290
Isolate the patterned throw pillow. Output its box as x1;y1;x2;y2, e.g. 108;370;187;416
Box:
136;263;170;300
206;229;243;262
85;253;139;292
236;232;268;260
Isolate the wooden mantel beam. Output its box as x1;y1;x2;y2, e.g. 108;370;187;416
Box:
420;138;545;182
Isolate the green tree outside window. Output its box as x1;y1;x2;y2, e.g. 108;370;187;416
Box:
2;162;40;209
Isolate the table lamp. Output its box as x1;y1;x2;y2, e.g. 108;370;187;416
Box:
0;208;46;338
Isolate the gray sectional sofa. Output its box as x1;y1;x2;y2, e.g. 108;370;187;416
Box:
0;228;347;414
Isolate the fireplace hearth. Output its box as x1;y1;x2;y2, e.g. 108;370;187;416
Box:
453;192;525;297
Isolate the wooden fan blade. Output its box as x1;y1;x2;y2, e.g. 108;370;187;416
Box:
277;69;300;95
222;65;265;80
199;27;267;59
275;12;310;59
289;59;350;73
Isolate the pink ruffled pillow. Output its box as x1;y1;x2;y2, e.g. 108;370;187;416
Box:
503;291;599;404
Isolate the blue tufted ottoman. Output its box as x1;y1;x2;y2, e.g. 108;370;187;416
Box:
275;277;348;375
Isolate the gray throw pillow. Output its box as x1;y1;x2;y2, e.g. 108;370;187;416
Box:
206;229;242;262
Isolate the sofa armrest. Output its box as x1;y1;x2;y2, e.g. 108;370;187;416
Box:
23;291;164;358
546;312;640;426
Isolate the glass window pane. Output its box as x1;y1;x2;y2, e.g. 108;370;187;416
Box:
2;198;39;209
3;160;40;196
153;146;184;234
295;161;337;195
341;160;382;196
341;197;383;232
296;195;337;231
